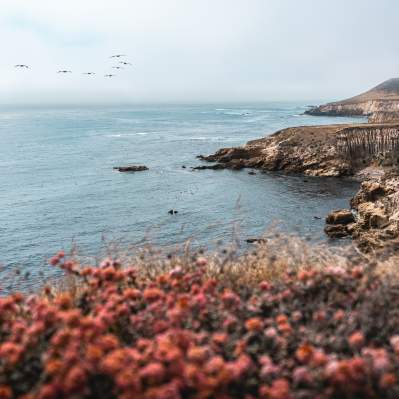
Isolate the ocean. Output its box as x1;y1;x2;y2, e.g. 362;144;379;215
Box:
0;103;364;291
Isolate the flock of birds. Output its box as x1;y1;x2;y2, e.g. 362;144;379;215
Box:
14;54;132;78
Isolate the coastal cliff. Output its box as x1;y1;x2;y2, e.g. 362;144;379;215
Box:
198;123;399;177
197;118;399;251
196;79;399;251
305;78;399;122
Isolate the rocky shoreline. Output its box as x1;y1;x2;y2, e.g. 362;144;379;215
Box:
325;173;399;252
196;79;399;251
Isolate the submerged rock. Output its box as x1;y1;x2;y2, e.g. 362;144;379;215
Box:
113;165;148;172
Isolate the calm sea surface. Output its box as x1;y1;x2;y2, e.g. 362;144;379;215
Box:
0;103;364;290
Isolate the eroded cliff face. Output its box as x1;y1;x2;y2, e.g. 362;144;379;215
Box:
368;111;399;123
336;125;399;168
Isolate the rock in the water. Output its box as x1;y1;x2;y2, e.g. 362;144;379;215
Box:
324;224;350;238
113;165;148;172
325;209;355;225
246;237;267;244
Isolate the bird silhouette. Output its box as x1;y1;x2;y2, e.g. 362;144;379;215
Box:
110;54;126;58
119;61;132;66
104;74;115;78
112;66;123;69
82;72;96;75
57;70;72;73
14;64;29;68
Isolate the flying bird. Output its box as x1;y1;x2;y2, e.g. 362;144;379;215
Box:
112;66;123;69
104;74;115;78
82;72;96;75
57;70;72;73
14;64;29;68
110;54;126;58
119;61;132;66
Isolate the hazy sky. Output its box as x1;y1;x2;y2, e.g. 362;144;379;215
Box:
1;0;398;104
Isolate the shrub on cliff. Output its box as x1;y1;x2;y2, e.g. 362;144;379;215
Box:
1;243;399;398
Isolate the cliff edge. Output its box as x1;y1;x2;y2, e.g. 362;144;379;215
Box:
197;123;399;177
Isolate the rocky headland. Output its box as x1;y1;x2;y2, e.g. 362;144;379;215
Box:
198;123;399;177
305;78;399;122
197;79;399;251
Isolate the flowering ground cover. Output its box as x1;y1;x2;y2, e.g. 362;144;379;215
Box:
1;245;399;398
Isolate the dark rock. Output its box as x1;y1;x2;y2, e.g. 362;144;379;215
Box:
113;165;148;172
181;165;186;169
246;237;267;244
192;163;227;171
248;171;256;175
324;224;350;238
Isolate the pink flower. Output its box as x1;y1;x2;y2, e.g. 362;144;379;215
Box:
292;366;312;385
348;331;365;349
264;327;278;339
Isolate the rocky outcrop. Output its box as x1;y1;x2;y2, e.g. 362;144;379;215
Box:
113;165;148;172
325;174;399;251
324;209;355;238
198;123;399;177
305;78;399;122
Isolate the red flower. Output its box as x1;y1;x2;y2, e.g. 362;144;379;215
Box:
139;362;165;384
64;366;87;393
49;256;60;266
143;288;164;302
187;346;210;363
379;373;397;389
245;317;263;332
348;331;365;349
295;344;314;364
0;385;12;399
0;342;23;365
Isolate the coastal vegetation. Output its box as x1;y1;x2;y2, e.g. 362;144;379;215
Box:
1;236;399;398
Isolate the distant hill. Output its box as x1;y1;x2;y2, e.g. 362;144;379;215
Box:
305;78;399;121
340;78;399;103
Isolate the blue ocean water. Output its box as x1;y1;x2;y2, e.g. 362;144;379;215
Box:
0;103;363;290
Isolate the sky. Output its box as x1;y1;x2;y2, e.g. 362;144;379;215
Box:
0;0;398;104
